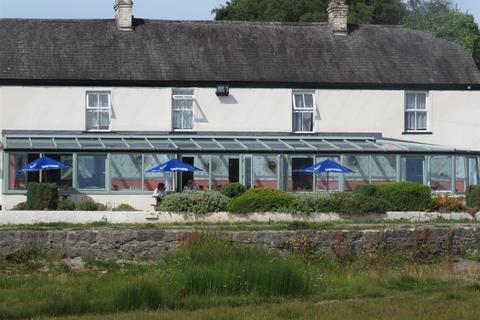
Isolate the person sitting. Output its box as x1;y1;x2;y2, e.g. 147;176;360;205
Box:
183;179;199;192
153;182;167;205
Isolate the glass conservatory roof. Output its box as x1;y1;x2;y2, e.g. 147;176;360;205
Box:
3;134;474;154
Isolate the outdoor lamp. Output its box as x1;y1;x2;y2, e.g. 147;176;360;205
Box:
216;84;229;96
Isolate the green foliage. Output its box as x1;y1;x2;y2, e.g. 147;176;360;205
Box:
465;185;480;208
163;237;310;297
354;184;378;197
26;182;59;210
75;200;106;211
219;182;246;198
287;192;390;215
113;280;165;311
159;191;229;214
376;182;433;211
5;247;46;264
227;188;294;214
213;0;406;25
58;199;76;211
113;204;137;211
12;202;29;210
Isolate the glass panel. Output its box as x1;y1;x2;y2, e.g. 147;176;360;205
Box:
344;155;369;192
430;156;452;191
288;157;313;192
172;110;182;129
99;94;109;108
315;156;340;191
149;139;177;151
192;155;210;191
55;138;80;150
237;139;269;151
244;157;253;189
98;111;110;130
405;112;415;130
293;112;303;132
401;157;424;184
416;93;426;110
77;138;104;149
262;140;292;151
371;155;397;184
124;139;151;150
253;155;278;189
455;156;466;193
210;155;239;190
216;139;245;151
183;109;194;129
88;94;98;108
44;154;73;190
304;94;314;109
307;140;337;151
102;139;128;150
195;139;224;151
111;154;142;191
468;158;479;186
405;92;415;110
144;154;172;191
293;94;304;109
302;112;313;132
78;154;107;189
8;153;40;190
30;138;56;149
6;138;32;149
416;112;427;130
86;111;98;131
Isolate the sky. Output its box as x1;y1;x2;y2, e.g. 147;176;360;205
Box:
0;0;479;22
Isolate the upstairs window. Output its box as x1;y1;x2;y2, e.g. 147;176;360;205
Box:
405;91;428;131
172;89;194;130
86;91;111;131
292;91;315;132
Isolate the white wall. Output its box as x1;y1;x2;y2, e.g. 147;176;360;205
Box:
1;86;479;149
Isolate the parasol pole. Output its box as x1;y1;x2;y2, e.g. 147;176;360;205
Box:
326;171;329;192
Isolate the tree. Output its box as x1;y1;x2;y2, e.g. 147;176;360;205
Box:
404;0;480;67
212;0;406;25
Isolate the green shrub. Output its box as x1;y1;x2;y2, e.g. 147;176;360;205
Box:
219;182;246;198
159;191;229;214
5;247;46;264
287;192;390;215
163;237;310;297
26;182;59;210
354;184;378;197
227;188;294;214
75;200;105;211
113;204;137;211
12;202;29;210
58;199;76;211
465;185;480;208
376;182;433;211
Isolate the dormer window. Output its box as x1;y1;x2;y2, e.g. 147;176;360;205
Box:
172;89;194;130
292;91;315;132
86;91;111;131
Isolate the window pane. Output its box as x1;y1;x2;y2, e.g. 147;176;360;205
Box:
86;110;98;130
144;154;172;191
98;111;110;130
78;154;106;189
111;154;142;191
405;93;415;110
468;158;479;186
416;93;426;110
405;112;415;130
172;110;182;129
45;154;73;190
210;155;240;190
456;156;466;193
401;157;424;184
344;155;369;191
253;155;278;188
99;94;109;108
430;156;452;191
289;157;313;192
294;94;304;109
304;94;314;109
293;112;302;132
173;89;194;96
371;155;397;184
416;112;427;130
88;94;98;108
8;153;40;190
183;109;194;129
301;112;313;132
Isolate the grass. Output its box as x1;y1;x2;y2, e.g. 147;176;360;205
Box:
0;237;479;319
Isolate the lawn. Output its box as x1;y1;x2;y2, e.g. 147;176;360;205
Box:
0;236;479;320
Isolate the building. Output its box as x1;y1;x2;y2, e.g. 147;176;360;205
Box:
1;0;480;210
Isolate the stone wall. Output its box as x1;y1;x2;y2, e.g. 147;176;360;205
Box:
1;226;479;259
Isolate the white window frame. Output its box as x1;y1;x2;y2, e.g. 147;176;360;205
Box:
292;90;316;133
172;89;195;131
404;91;429;132
86;91;111;132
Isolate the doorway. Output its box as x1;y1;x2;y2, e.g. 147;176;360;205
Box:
181;156;194;191
228;158;240;183
292;157;313;191
403;157;424;184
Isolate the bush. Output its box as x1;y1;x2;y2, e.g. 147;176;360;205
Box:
432;194;464;212
219;182;246;198
12;202;29;210
75;200;105;211
113;204;137;211
376;182;433;211
58;199;76;211
466;185;480;208
26;182;59;210
354;184;378;197
159;191;229;214
227;188;294;214
287;192;390;215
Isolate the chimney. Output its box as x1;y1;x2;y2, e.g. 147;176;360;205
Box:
114;0;133;31
327;0;348;35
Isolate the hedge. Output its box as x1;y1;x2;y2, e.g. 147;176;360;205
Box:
375;182;433;211
75;200;107;211
465;185;480;208
159;191;229;214
354;184;378;197
219;183;246;198
227;188;294;214
26;182;59;210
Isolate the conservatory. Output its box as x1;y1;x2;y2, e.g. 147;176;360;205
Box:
2;133;480;196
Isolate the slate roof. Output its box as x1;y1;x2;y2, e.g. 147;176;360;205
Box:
1;18;479;87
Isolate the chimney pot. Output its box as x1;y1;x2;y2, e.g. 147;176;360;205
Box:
327;0;348;35
115;0;133;31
